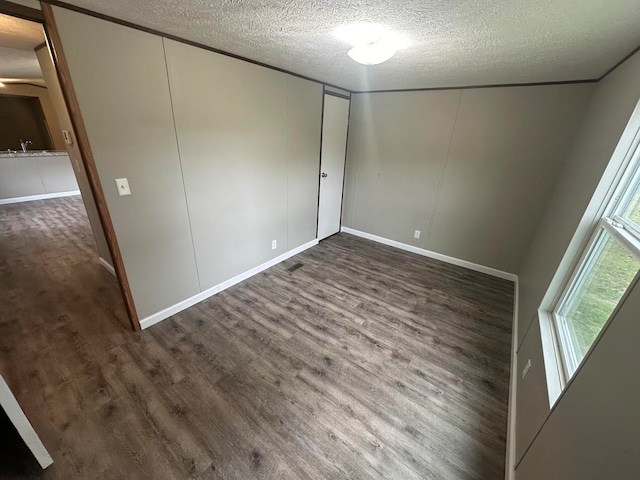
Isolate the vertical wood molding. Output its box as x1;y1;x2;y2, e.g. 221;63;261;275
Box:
41;2;141;331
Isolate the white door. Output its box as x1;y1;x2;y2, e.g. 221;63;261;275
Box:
317;94;350;240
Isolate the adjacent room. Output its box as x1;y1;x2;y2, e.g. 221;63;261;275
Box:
0;1;639;479
0;10;119;286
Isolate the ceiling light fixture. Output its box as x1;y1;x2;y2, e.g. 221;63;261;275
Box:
334;23;409;66
348;41;396;65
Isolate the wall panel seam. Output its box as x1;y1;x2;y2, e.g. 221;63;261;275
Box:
517;312;539;353
286;80;290;250
338;94;353;231
425;90;463;248
348;99;364;229
161;38;202;293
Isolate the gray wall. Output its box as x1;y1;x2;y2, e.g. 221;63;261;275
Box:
53;7;322;319
342;85;594;274
286;80;323;248
54;8;202;318
516;277;640;479
517;51;640;347
164;38;322;289
514;315;549;464
514;51;640;478
0;153;78;200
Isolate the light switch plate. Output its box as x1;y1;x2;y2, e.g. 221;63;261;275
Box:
115;178;131;196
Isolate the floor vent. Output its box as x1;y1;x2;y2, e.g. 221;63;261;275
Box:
287;262;304;272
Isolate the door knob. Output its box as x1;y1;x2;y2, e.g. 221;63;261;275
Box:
321;173;328;178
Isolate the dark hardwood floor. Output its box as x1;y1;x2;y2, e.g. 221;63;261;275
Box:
0;196;514;479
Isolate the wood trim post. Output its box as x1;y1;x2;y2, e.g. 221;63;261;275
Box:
41;2;141;331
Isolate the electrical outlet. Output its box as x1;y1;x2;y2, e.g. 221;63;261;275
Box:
272;239;277;250
414;230;421;239
522;359;532;379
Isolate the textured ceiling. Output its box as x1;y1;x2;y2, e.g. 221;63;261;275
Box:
58;0;640;91
0;13;44;82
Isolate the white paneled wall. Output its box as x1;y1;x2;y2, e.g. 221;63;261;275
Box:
164;38;322;289
343;85;594;274
53;6;322;320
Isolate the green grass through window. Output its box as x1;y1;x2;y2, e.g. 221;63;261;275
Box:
562;231;639;361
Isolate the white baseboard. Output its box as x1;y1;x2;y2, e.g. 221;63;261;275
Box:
0;190;81;205
505;280;519;480
139;239;319;330
340;227;518;282
99;257;116;277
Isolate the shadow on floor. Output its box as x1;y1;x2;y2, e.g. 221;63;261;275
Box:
0;408;43;479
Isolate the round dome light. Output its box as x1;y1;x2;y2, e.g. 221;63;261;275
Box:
347;41;396;65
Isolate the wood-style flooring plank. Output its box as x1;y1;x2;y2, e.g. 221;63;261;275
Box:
0;197;513;479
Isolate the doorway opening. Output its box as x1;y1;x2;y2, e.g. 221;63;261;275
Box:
0;5;137;334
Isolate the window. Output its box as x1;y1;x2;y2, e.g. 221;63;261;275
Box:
553;151;640;380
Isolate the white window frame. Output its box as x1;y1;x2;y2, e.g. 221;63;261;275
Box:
551;144;640;383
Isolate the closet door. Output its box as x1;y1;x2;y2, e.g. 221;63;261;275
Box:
317;94;349;240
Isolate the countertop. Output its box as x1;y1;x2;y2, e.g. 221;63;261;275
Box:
0;151;69;158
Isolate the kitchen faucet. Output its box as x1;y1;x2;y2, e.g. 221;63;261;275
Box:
20;139;32;152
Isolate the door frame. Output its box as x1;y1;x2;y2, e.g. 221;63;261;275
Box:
0;1;141;331
316;87;352;239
